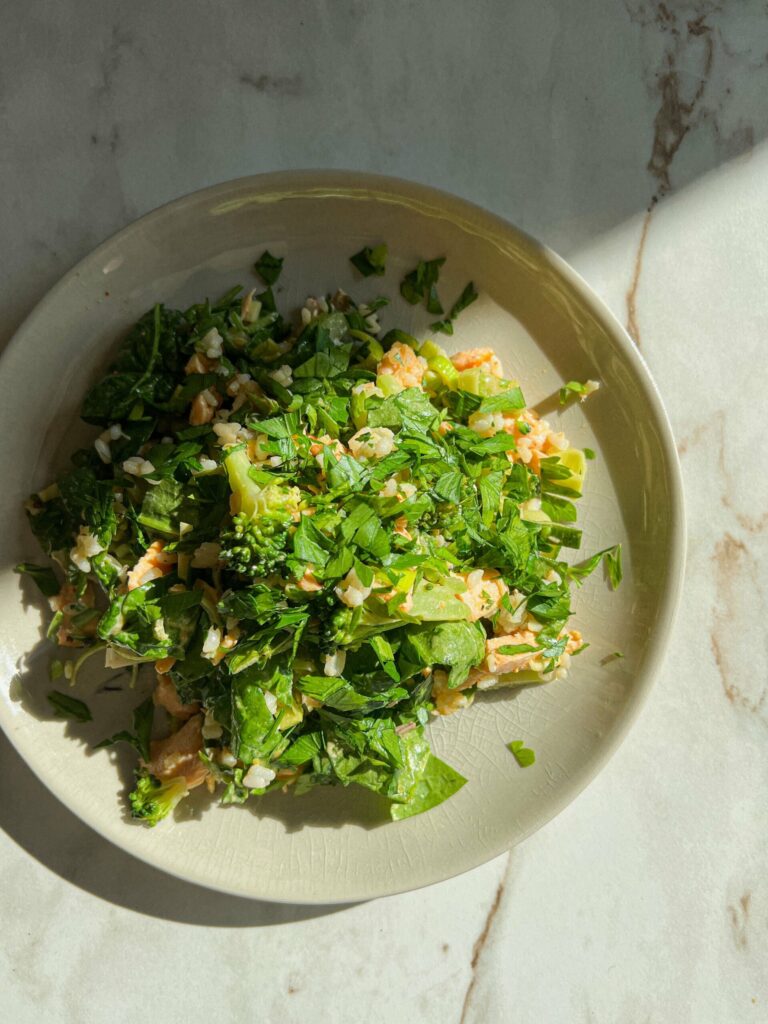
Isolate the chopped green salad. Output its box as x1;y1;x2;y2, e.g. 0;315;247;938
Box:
17;249;619;826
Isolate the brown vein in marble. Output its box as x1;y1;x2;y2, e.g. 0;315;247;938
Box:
678;416;768;715
717;422;768;534
459;865;507;1024
727;892;751;950
625;205;655;345
641;7;715;192
622;5;719;341
678;412;768;533
710;533;767;714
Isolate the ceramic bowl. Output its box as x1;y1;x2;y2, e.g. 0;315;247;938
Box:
0;172;685;902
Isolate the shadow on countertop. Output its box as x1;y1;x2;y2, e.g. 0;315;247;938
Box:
3;3;768;358
0;730;355;927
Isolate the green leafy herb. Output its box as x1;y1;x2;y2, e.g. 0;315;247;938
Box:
47;690;93;723
350;244;387;277
507;740;536;767
400;620;486;689
400;257;445;307
254;250;284;286
477;388;526;413
390;754;467;820
569;543;623;590
14;562;59;597
430;281;478;334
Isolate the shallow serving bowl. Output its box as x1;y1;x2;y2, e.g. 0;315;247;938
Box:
0;172;684;903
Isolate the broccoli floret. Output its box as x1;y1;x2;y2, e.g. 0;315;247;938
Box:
220;448;300;578
129;771;189;826
220;509;291;576
321;602;404;651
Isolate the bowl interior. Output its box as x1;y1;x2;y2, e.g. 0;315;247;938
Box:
0;173;683;902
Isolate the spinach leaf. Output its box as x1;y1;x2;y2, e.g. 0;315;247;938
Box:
367;388;440;434
400;620;485;688
138;477;185;535
390;753;467;819
276;730;323;767
231;676;284;764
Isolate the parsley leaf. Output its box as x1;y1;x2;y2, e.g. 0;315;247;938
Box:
430;281;478;334
47;691;93;723
254;250;284;286
507;740;536;767
14;562;59;598
569;543;623;589
400;257;445;307
350;244;387;277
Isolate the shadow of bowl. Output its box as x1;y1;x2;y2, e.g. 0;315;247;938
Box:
0;729;356;926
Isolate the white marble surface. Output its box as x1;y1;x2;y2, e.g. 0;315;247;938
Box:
1;2;767;1021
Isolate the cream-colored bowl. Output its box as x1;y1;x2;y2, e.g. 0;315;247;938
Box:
0;173;684;902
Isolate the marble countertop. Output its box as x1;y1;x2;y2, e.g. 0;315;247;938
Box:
1;2;766;1022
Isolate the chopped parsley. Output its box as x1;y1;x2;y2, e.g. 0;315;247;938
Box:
350;243;388;278
431;281;479;335
400;256;445;309
253;250;284;286
47;691;92;723
507;740;536;767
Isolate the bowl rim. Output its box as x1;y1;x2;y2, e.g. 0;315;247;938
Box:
0;170;686;903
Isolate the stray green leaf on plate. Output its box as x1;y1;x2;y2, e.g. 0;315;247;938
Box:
47;690;92;723
507;740;536;767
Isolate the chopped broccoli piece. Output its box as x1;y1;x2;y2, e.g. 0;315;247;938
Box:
220;448;301;577
129;771;189;826
220;508;292;577
321;601;405;651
